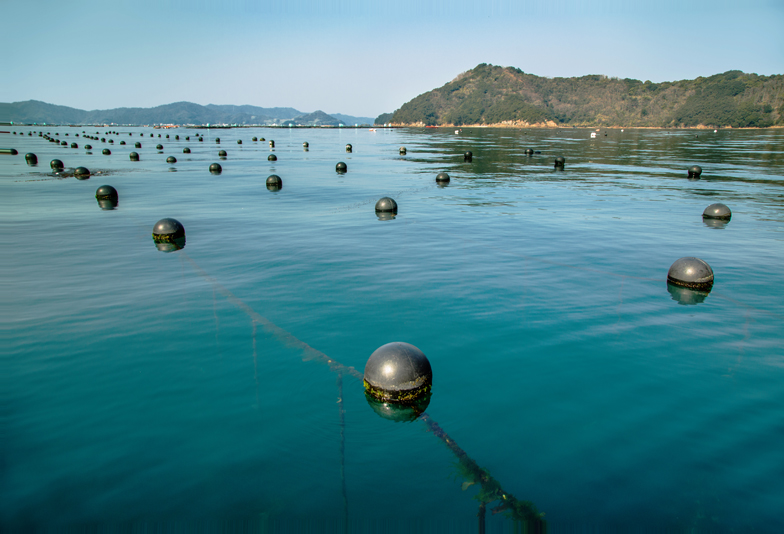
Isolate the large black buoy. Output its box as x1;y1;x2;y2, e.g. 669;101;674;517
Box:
703;203;731;221
266;174;282;191
61;141;67;146
102;148;111;155
667;257;714;291
209;162;222;174
554;156;565;168
166;156;177;163
525;148;534;156
375;197;398;213
363;342;432;403
96;185;118;200
71;143;78;148
25;153;38;165
152;218;186;252
688;165;702;179
268;154;277;161
218;149;227;157
346;143;352;153
156;144;163;150
435;172;450;183
130;152;140;161
336;161;347;173
183;147;191;154
50;159;64;171
463;150;472;162
399;147;407;155
74;166;91;178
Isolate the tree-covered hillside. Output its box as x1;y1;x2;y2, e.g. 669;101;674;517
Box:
377;64;784;128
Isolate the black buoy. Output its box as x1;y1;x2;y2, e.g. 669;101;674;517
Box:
237;139;242;145
269;140;275;148
363;342;432;403
95;185;118;200
375;197;398;213
25;153;38;165
100;138;105;143
525;148;534;156
119;140;126;145
166;156;177;163
435;172;450;183
165;134;169;139
266;174;282;191
554;156;566;168
50;159;64;171
346;143;352;153
70;143;78;148
667;257;714;291
335;161;347;173
183;147;191;154
268;154;277;161
198;137;203;142
688;165;703;179
175;135;179;140
463;150;472;162
399;147;407;155
108;139;114;144
130;152;139;161
85;144;93;150
215;138;220;143
218;149;227;157
152;218;186;252
61;141;67;146
102;149;111;155
156;144;163;150
703;203;731;221
74;166;91;178
260;137;265;142
186;136;190;141
303;141;308;148
252;137;258;142
209;163;222;174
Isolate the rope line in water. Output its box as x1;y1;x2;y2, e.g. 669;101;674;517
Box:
182;252;546;527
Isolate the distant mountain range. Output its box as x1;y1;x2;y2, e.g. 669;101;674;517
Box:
0;100;375;127
375;64;784;128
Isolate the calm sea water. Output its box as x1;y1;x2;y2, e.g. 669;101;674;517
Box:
2;126;783;532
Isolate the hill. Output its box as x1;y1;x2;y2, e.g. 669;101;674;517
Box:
0;101;366;127
376;64;784;128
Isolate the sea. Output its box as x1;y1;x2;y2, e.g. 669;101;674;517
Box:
2;126;783;532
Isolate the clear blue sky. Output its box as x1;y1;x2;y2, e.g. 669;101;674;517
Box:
3;0;783;118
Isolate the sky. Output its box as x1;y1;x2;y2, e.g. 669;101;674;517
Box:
3;0;783;119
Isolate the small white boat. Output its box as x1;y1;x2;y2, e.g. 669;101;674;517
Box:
591;132;597;138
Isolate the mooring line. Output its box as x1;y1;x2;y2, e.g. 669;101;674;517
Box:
181;251;545;527
336;372;349;533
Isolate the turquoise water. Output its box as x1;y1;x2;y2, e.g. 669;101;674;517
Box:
2;126;783;532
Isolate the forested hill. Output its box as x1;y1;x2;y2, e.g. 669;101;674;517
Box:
377;64;784;128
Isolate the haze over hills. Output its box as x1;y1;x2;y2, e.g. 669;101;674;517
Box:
0;100;375;127
376;64;784;128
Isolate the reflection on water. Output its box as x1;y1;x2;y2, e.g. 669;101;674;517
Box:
667;282;710;305
154;236;186;253
365;392;431;422
97;198;118;210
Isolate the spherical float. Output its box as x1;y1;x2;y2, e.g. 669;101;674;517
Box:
336;161;347;173
74;166;91;178
399;147;407;155
252;137;258;142
667;257;714;291
183;147;191;154
102;149;111;155
108;139;114;144
703;203;731;221
85;144;92;150
688;165;702;178
268;154;277;161
269;140;275;148
302;141;309;148
25;153;38;165
375;197;398;213
209;162;222;174
129;152;139;161
70;143;78;148
435;172;450;183
346;143;352;153
266;174;282;191
175;135;179;140
525;148;534;156
156;144;163;150
215;138;220;143
95;185;118;200
50;159;64;171
166;156;177;163
61;141;67;146
119;140;126;145
464;150;472;162
152;218;186;251
554;156;566;168
237;139;242;144
218;149;227;157
363;342;432;403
